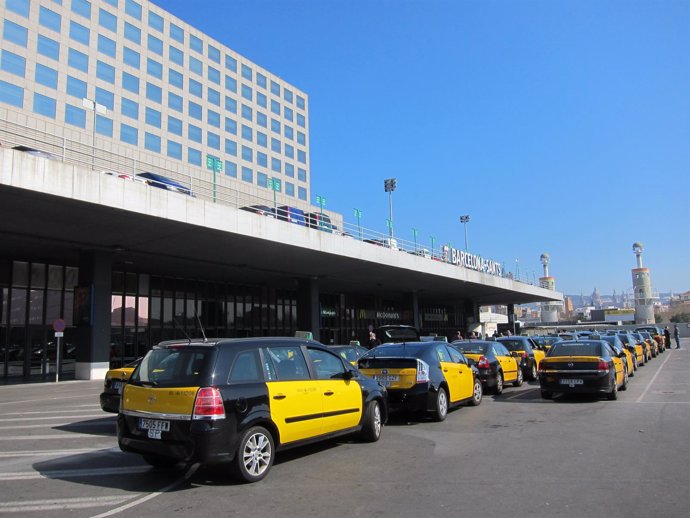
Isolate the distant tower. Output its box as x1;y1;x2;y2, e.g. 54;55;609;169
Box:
632;243;655;324
592;287;602;309
539;253;560;323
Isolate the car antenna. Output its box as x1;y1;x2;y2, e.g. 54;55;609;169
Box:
195;311;208;343
174;316;193;344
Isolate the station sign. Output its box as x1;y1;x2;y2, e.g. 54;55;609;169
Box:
441;246;503;277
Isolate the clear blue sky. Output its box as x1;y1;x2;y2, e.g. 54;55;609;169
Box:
155;0;689;296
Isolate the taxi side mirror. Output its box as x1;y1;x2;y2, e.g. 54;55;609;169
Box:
342;370;355;380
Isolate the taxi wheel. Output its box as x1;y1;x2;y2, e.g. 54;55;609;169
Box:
142;454;179;469
232;426;275;483
494;372;504;395
620;366;629;391
359;400;382;442
468;377;483;406
530;363;538;381
513;368;524;387
431;387;448;422
607;373;619;400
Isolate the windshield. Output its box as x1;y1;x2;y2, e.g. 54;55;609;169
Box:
549;342;602;357
378;327;420;342
131;347;216;387
454;342;489;355
331;347;358;362
497;339;527;351
363;343;425;358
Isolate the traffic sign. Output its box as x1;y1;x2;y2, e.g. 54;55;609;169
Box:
52;319;66;332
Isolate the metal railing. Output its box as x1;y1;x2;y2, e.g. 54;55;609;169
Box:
0;115;543;287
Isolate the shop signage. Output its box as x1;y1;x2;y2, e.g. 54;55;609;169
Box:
358;309;401;320
320;307;337;318
423;313;448;322
442;246;503;277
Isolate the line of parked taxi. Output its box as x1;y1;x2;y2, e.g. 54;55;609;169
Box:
98;326;666;483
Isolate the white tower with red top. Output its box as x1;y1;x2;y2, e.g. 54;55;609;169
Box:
539;253;560;323
632;243;655;324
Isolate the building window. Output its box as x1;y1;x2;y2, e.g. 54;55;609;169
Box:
225;161;237;177
144;132;161;153
6;0;30;18
298;168;307;182
190;56;203;76
241;84;252;101
188;147;201;166
241;104;252;121
285;144;294;159
241;125;252;142
71;0;92;19
297;114;306;127
168;69;183;89
225;139;237;156
0;51;25;77
241;64;252;81
123;47;140;69
257;132;267;147
271;138;281;153
285;182;295;197
170;23;184;44
168;92;183;112
257;112;267;128
124;22;141;45
207;132;220;150
225;97;237;114
284;89;293;103
225;54;237;72
284;107;294;122
241;145;252;162
148;34;163;55
257;172;268;188
208;88;220;106
189;78;203;98
4;20;28;47
242;167;253;183
284;125;294;140
0;80;23;108
66;76;87;99
225;75;237;93
68;48;89;73
271;158;281;173
167;140;182;159
297;131;306;145
148;11;164;32
65;104;86;128
168;116;182;136
208;66;220;84
190;34;203;54
120;124;138;145
146;83;162;104
145;107;161;128
39;6;61;32
297;150;306;164
96;115;113;137
285;163;294;178
98;9;116;32
125;0;142;20
33;93;56;118
121;98;138;119
38;35;60;60
147;58;163;79
298;187;307;201
257;152;267;167
95;87;114;110
104;0;118;7
257;92;267;108
271;81;280;96
35;64;58;89
257;73;267;89
96;61;116;83
69;21;91;46
271;100;280;115
225;117;237;135
297;96;305;109
271;119;280;134
188;101;202;120
207;109;220;128
208;45;220;64
188;124;202;143
169;45;184;66
97;34;116;57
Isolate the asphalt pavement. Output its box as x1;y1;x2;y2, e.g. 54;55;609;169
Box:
0;339;688;518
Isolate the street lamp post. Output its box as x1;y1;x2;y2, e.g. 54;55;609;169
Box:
353;208;363;240
384;178;397;240
206;154;223;202
430;235;436;258
460;215;470;251
515;258;520;281
82;98;107;170
412;228;418;252
267;178;281;214
315;195;326;229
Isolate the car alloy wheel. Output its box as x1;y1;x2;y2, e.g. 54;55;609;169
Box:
607;372;619;400
233;426;275;483
514;368;524;387
469;378;483;406
494;372;504;395
360;400;382;442
433;388;448;421
530;364;538;381
620;366;628;391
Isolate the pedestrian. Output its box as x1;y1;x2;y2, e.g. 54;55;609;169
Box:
367;331;381;350
674;324;681;349
453;330;463;341
664;326;671;350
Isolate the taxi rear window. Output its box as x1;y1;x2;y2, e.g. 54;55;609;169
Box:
549;343;602;357
498;340;526;351
131;348;216;387
454;342;489;355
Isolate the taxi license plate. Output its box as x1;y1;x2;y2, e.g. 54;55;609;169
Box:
560;379;583;385
139;418;170;440
373;374;399;386
112;381;123;394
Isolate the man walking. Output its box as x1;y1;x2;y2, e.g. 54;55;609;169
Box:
664;326;672;350
674;324;681;349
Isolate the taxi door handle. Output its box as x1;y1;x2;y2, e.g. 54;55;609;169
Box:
324;391;334;396
273;394;286;400
443;368;449;372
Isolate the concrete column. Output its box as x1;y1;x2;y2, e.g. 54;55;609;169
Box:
74;250;112;380
507;303;516;334
408;292;420;330
296;278;320;342
464;299;481;334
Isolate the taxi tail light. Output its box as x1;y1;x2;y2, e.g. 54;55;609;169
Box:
597;359;610;371
477;356;490;369
193;387;226;420
416;359;430;383
538;360;545;371
521;352;529;359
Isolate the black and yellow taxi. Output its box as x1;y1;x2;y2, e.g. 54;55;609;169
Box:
451;340;523;394
117;338;387;483
593;334;635;377
328;344;369;366
496;336;545;381
636;331;659;357
100;358;141;413
636;326;666;352
357;341;482;421
614;332;645;367
539;340;628;400
531;335;562;353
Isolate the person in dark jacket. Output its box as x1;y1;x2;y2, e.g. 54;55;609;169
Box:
664;326;672;350
367;331;381;349
674;324;681;349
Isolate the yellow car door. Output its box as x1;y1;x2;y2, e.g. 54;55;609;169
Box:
447;345;474;400
265;345;323;444
437;345;463;403
306;348;362;435
494;344;518;382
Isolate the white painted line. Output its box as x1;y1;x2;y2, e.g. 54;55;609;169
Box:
0;394;97;406
1;408;102;416
503;388;540;400
0;434;107;440
0;421;114;431
0;496;134;513
636;351;675;403
90;463;199;518
0;447;118;458
0;466;152;481
0;414;108;422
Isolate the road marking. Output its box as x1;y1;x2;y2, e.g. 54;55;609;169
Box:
0;414;108;422
0;496;135;513
503;388;540;400
90;463;199;518
0;433;107;440
0;447;118;458
636;350;674;403
0;466;152;481
0;408;101;416
0;394;98;406
0;421;114;431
